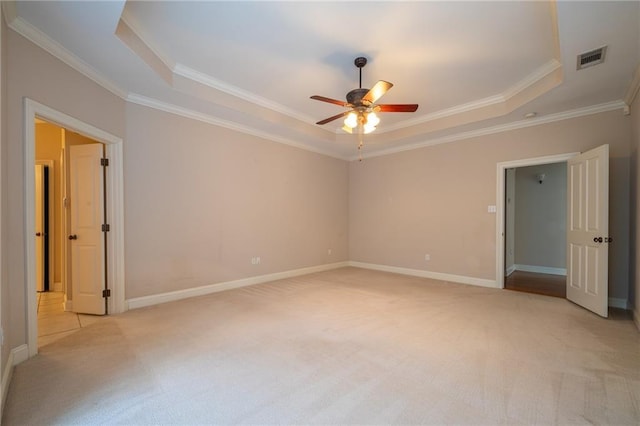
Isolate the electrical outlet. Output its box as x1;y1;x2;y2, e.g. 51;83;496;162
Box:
251;257;261;265
424;254;430;261
488;205;497;213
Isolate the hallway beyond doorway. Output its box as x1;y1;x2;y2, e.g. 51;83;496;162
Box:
505;270;566;298
37;292;104;348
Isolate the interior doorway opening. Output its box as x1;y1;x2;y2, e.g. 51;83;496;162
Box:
25;98;126;358
34;119;108;347
503;162;567;298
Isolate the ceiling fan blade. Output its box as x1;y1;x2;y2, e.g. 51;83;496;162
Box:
362;80;393;105
310;95;348;107
377;104;419;112
316;111;349;125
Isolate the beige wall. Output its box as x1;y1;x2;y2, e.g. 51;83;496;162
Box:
349;110;631;300
124;103;348;299
1;13;7;385
631;93;639;326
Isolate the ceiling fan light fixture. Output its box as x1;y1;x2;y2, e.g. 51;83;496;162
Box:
366;112;380;127
344;112;358;128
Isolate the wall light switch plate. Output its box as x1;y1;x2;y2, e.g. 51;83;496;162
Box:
488;205;497;213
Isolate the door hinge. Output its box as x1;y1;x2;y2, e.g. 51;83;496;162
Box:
102;289;111;298
102;224;110;232
101;158;109;167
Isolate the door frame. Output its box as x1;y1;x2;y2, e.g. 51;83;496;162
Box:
495;152;579;289
35;160;54;292
24;98;126;357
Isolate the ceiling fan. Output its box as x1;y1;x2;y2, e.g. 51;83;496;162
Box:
310;57;419;135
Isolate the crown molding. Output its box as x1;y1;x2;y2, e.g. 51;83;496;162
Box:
352;100;626;161
624;63;640;107
173;63;318;125
127;93;347;161
6;14;128;100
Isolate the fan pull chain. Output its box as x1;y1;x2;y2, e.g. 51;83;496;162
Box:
358;126;364;161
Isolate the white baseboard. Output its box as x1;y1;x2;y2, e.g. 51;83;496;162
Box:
126;261;350;310
53;281;63;292
633;309;640;332
608;297;629;310
348;261;498;289
506;265;516;276
514;264;567;276
2;345;29;413
64;300;73;311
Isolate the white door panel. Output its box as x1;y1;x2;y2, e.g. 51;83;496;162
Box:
70;143;105;315
566;144;608;317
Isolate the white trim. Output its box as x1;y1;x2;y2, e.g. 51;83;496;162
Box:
608;298;629;310
174;64;317;126
6;16;127;100
506;265;516;276
127;261;349;310
352;101;626;161
634;309;640;332
348;261;498;289
1;345;28;412
513;264;567;276
53;281;62;292
126;93;345;160
24;99;126;359
624;64;640;107
496;152;579;289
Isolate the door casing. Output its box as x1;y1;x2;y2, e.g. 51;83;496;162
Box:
24;99;125;357
496;152;579;289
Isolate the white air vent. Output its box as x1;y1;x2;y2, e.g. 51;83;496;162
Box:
576;46;607;70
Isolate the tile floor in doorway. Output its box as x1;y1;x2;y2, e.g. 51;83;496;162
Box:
37;292;104;347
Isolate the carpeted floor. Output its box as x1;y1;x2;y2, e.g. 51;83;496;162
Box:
3;267;639;425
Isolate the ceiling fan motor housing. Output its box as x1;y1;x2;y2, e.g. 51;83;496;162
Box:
346;88;370;107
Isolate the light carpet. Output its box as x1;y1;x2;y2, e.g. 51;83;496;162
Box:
3;267;639;425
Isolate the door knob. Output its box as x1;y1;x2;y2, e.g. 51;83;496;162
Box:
593;237;603;243
68;234;78;240
605;237;613;243
35;232;42;237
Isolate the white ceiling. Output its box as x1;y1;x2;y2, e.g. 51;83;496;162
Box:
4;1;640;160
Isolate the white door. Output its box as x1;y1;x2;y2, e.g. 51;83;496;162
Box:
35;165;45;292
69;143;106;315
566;144;609;317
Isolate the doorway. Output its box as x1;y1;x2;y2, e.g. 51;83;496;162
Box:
34;120;108;346
495;152;578;291
503;162;567;298
25;99;126;357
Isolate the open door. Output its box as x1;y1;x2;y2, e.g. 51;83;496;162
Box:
69;143;106;315
566;144;609;317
